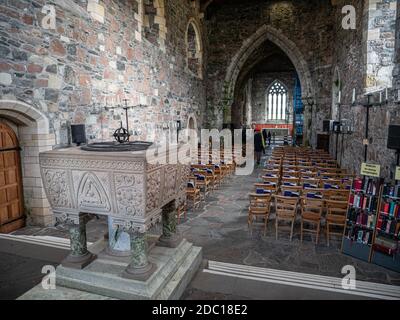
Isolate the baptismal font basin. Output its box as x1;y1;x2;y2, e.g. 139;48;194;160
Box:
37;136;202;299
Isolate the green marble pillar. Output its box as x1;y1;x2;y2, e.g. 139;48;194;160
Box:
158;201;182;248
61;213;96;269
69;223;88;257
122;231;156;281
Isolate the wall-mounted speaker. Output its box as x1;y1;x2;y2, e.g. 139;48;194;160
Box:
387;125;400;150
71;124;86;146
323;120;330;132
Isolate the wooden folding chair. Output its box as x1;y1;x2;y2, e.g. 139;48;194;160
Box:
186;177;201;209
300;197;324;244
274;195;298;241
325;200;348;246
248;194;272;236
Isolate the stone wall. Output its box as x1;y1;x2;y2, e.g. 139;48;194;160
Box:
364;0;397;92
0;0;206;225
0;0;206;144
328;0;400;181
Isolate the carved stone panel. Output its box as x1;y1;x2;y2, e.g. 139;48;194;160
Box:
163;165;177;203
74;171;112;214
42;169;72;209
114;173;145;217
146;169;161;213
40;158;144;172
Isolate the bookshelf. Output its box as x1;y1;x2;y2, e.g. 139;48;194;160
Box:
341;177;383;262
370;183;400;272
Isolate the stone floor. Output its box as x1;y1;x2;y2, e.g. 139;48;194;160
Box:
177;152;400;288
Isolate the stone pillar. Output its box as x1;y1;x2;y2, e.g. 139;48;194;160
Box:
122;230;157;281
158;201;182;248
59;213;96;269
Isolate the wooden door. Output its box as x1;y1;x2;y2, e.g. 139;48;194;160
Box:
0;122;25;233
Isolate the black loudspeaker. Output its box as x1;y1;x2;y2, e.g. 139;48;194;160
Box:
323;120;330;132
71;124;86;146
387;125;400;150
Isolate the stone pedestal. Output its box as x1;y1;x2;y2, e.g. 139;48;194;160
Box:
18;238;202;300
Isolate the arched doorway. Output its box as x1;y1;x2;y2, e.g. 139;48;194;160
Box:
0;122;25;233
230;39;302;144
222;25;312;145
0;99;54;227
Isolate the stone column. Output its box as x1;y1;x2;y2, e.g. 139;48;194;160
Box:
59;213;96;269
158;201;182;248
122;229;157;281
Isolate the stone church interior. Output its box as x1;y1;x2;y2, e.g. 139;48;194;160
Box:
0;0;400;302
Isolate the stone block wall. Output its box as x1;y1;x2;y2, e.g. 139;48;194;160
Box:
0;0;206;145
0;0;206;226
364;0;397;92
328;0;400;181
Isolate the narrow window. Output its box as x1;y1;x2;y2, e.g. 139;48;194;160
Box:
266;81;288;120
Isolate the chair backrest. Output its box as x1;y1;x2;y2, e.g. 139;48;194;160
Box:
249;194;272;212
255;183;277;193
262;176;280;184
275;195;298;217
281;177;299;185
300;197;324;216
325;189;350;202
280;185;303;197
325;200;348;216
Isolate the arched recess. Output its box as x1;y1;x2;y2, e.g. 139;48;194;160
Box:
187;114;198;131
331;67;341;120
223;25;313;124
185;18;203;79
0;100;55;227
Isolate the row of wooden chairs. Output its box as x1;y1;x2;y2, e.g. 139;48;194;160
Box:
248;193;348;245
250;146;350;244
180;156;236;223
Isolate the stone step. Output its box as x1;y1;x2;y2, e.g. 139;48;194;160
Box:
205;260;400;300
